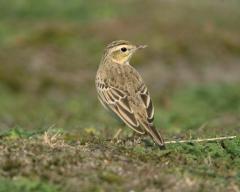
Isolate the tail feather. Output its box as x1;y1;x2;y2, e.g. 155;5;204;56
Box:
143;123;165;149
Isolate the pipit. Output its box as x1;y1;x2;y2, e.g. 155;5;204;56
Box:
96;40;165;149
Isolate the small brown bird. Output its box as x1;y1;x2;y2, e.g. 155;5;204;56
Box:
95;40;165;149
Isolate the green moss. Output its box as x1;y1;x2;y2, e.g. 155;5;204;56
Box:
223;138;240;157
0;177;60;192
99;171;123;184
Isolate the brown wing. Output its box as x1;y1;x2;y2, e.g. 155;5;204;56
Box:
138;84;154;125
137;84;165;147
96;80;144;134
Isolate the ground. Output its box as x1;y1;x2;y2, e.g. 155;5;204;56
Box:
0;0;240;191
0;132;239;192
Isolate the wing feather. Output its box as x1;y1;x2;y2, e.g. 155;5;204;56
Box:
138;84;154;123
96;80;144;134
136;84;164;147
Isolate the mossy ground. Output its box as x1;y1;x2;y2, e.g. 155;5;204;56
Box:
0;0;240;191
0;129;239;192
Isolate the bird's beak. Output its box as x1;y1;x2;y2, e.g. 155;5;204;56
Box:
136;45;148;49
131;45;147;53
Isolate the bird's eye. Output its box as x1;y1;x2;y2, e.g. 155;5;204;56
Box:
121;47;127;52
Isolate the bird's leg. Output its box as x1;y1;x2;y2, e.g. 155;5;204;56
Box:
111;128;123;143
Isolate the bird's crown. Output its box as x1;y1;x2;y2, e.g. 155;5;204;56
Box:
103;40;146;64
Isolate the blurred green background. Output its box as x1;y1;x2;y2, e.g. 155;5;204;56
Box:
0;0;240;139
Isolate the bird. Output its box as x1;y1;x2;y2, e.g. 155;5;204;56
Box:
95;40;165;149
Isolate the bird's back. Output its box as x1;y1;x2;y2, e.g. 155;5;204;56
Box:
96;61;143;95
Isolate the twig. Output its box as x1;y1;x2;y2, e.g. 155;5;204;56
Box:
165;136;237;144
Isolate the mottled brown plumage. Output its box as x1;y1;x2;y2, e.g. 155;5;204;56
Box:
96;40;165;148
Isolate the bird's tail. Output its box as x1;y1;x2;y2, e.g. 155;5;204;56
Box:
143;123;165;149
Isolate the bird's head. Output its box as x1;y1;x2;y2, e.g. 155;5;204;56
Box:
104;40;147;64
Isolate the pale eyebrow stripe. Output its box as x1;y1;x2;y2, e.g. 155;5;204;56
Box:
106;40;130;49
107;43;127;49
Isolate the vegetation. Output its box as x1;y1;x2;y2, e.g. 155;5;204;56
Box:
0;0;239;191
